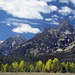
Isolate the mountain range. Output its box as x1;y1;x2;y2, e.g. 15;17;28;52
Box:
9;18;75;57
0;18;75;63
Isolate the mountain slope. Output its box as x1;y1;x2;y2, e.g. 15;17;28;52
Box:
10;19;75;57
56;18;74;32
0;34;26;55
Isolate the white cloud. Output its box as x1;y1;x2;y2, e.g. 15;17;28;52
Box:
2;18;38;25
74;15;75;18
52;15;58;18
69;16;74;20
70;0;75;6
54;18;58;20
39;0;56;2
1;18;41;34
45;18;52;21
50;20;59;25
0;0;50;19
45;15;59;22
6;18;24;23
58;6;72;15
45;18;59;25
12;23;41;34
59;0;69;3
51;15;59;20
59;0;75;6
49;5;58;12
73;10;75;18
7;23;11;26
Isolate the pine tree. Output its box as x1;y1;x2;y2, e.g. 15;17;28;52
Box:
30;65;34;72
24;62;30;72
4;65;6;72
0;65;1;71
1;64;4;72
66;62;70;72
4;63;9;72
8;65;12;72
73;64;75;73
51;64;54;72
42;64;46;72
60;62;66;73
69;62;74;72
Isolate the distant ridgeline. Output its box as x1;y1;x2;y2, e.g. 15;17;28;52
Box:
0;58;75;73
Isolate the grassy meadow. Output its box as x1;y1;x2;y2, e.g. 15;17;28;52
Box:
0;72;75;75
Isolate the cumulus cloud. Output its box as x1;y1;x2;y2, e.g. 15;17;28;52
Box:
49;5;58;12
1;18;41;34
12;23;41;34
58;6;72;15
45;18;52;21
59;0;69;3
0;0;51;19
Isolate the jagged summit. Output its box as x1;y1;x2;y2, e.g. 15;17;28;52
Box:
16;34;24;38
9;36;15;39
16;34;26;44
0;34;26;55
56;18;74;32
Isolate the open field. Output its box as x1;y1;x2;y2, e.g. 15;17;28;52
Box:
0;72;75;75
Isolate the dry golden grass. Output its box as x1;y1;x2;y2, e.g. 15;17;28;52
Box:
0;72;75;75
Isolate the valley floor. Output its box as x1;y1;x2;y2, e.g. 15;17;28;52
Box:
0;72;75;75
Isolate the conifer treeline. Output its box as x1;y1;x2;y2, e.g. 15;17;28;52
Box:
0;58;75;73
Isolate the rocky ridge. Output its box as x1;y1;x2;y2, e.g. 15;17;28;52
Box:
0;34;26;55
10;18;75;56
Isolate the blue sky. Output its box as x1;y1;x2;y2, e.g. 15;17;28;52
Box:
0;0;75;41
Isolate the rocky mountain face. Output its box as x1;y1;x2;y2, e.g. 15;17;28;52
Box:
0;34;26;55
10;18;75;57
56;18;74;32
